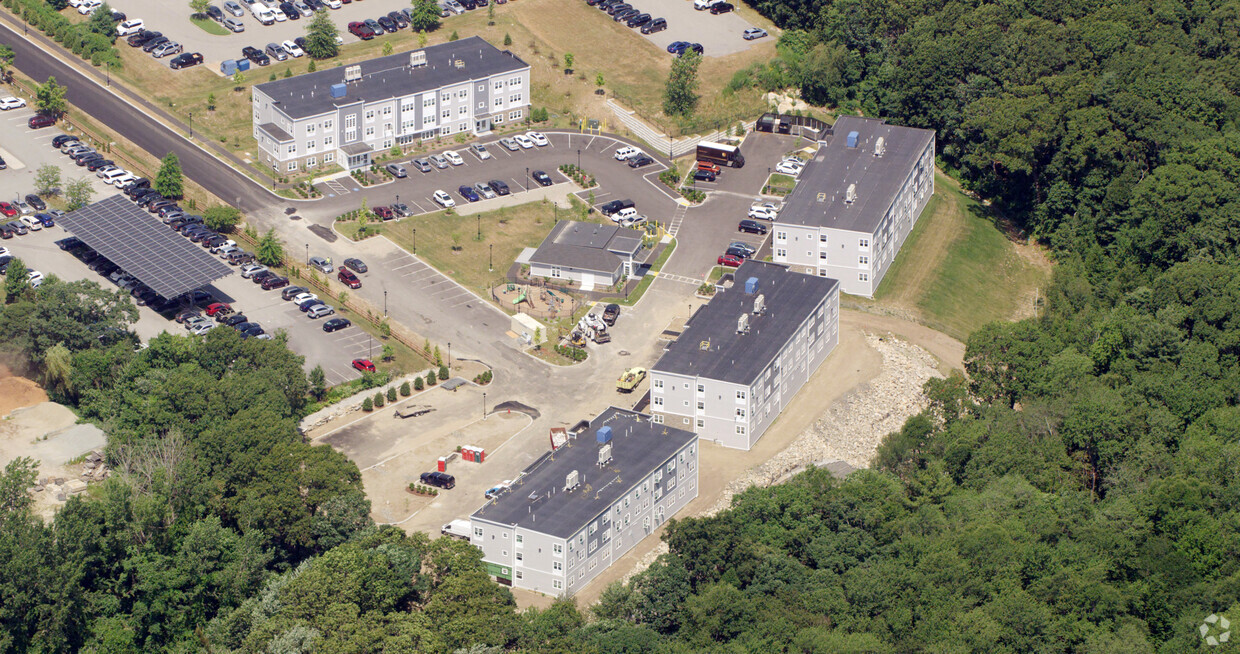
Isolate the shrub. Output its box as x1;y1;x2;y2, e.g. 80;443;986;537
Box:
438;365;449;380
362;397;373;412
387;387;397;403
373;392;385;408
425;371;437;387
400;381;411;396
414;377;424;391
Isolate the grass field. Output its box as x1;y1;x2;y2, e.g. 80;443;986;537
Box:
870;172;1051;340
189;17;230;36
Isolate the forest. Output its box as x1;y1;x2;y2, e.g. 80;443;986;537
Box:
3;0;1240;648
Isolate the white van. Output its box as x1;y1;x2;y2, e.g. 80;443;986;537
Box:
693;0;721;8
252;5;276;24
107;171;135;186
614;146;640;161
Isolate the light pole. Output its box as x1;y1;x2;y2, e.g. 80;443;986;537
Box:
577;149;580;171
524;167;529;192
305;243;309;264
477;214;480;240
412;227;416;253
482;392;486;421
395;194;399;214
105;62;109;86
488;244;492;272
383;289;387;316
188;112;193;139
448;341;451;368
368;335;373;360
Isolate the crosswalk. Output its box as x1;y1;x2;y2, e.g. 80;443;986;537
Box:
666;203;688;237
658;272;703;286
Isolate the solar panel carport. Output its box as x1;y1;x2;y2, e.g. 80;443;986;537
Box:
57;194;233;300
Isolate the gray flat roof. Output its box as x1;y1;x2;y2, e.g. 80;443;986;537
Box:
528;221;642;275
257;122;292;142
653;261;836;385
58;195;234;300
255;36;528;121
472;407;696;539
777;115;934;234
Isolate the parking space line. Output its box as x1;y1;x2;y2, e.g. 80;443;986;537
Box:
391;260;421;271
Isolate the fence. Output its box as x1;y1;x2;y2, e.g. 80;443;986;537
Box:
755;112;832;139
230;229;437;367
606;98;757;158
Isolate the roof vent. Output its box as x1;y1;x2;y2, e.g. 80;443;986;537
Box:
845;183;857;204
598;443;613;466
699;338;711;351
753;294;765;315
596;426;613;444
874;136;885;157
846;131;859;148
344;65;362;82
409;50;427;68
744;276;759;295
737;313;750;334
565;470;580;491
329;83;346;98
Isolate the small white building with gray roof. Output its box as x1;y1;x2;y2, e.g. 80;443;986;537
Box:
526;220;644;291
772;115;935;297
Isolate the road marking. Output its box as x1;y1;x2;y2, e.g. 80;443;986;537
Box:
391;260;421;271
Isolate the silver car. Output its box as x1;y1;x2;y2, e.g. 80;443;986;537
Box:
469;143;491;160
429;154;448;169
499;137;519;151
224;0;244;15
308;256;332;273
412;158;432;173
307;304;335;319
474;182;497;199
152;41;182;58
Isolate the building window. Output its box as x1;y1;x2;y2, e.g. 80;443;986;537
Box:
553;561;563;573
696;418;704;428
668;459;676;473
589;522;597;535
458;89;468;98
382;139;392;149
510;75;522;87
516;534;522;546
459;106;468;116
509;110;522;120
440;126;451;136
502;550;508;557
287;161;297;171
494;80;503;90
776;248;787;258
696;401;704;411
736;390;746;401
652;414;664;424
423;115;435;126
306;140;315;152
323;136;334;147
365;126;375;137
477;102;485;110
553;544;563;555
515;570;523;579
515;552;522;561
736;408;746;418
345;128;357;143
510;94;522;104
819;269;828;277
441;109;450;119
859;238;870;249
859;273;869;282
474;527;483;537
859;256;869;265
287;144;296;155
382;106;392;116
624;514;630;526
306;156;316;168
654;470;662;483
819;234;827;243
502;532;509;539
344;115;356;129
549;265;561;278
323;119;333;131
441;92;450;102
364;110;374;122
737;425;747;435
493;114;503;123
552;580;562;590
820;251;828;260
776;231;787;242
324;152;334;163
306;124;315;135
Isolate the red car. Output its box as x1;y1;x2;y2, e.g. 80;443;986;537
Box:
28;114;55;129
372;206;393;220
337;269;361;288
0;203;16;218
717;253;744;267
205;302;232;316
352;358;376;372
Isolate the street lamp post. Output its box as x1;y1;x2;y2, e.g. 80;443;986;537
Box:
305;243;309;264
188;112;193;139
477;214;481;240
489;244;493;272
368;335;373;360
383;290;387;316
105;62;109;86
525;167;529;192
448;342;451;368
482;392;487;421
577;149;580;171
412;228;416;253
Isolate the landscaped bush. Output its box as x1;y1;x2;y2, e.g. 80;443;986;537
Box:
373;392;385;408
557;164;597;188
413;377;424;391
362;396;373;412
399;381;411;396
473;370;493;385
555;344;588;361
438;365;449;380
386;387;397;403
425;371;437;387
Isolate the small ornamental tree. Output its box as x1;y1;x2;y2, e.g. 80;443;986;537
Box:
400;381;411;396
386;387;397;403
362;396;373;412
438;365;449;380
413;377;424;391
373;392;385;408
155;152;184;199
425;371;437;387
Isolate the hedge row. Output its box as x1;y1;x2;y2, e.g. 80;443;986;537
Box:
2;0;120;67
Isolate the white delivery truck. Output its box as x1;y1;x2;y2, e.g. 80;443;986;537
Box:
441;519;472;540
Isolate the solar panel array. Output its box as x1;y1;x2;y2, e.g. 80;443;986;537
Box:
58;194;234;300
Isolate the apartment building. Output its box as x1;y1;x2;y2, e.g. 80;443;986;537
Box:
772;115;935;297
251;36;530;173
470;407;699;597
650;261;839;450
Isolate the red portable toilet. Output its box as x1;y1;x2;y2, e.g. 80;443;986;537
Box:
437;456;446;472
462;447;474;463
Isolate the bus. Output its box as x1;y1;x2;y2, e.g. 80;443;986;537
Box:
696;141;745;168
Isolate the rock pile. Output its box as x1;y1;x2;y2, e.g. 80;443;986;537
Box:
29;450;112;503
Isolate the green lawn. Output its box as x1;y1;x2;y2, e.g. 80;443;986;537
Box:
872;173;1050;340
189;17;230;35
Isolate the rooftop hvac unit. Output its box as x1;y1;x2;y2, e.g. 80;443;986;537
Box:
329;83;346;98
409;50;427;68
753;294;766;315
596;426;613;444
845;183;857;204
846;131;859;148
598;443;613;466
699;339;711;351
737;313;750;334
744;276;760;295
565;470;580;491
874;136;885;157
344;65;362;82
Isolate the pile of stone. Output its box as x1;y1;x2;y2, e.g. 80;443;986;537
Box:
80;450;110;482
31;476;88;502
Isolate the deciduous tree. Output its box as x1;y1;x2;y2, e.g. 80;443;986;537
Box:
155;152;184;199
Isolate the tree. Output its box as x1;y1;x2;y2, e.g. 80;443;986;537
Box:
203;205;241;232
86;3;118;41
381;344;395;362
383;41;394;56
256;229;285;266
65;177;94;210
595;73;605;90
304;10;340;59
155;152;183;199
425;371;437;387
503;32;512;47
206;92;216;111
418;30;428;48
309;365;327;400
438;365;449;380
414;377;424;391
307;59;316;72
564;53;574;70
409;0;441;32
362;396;373;411
373;392;385;408
232;70;245;91
386;387;397;403
0;45;14;83
190;0;209;18
4;256;30;303
399;381;411;396
283;67;292;78
663;49;700;116
34;77;67;118
34;165;61;196
448;30;459;41
42;343;74;399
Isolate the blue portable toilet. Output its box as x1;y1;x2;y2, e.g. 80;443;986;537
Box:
596;426;613;444
745;277;759;295
236;58;251;72
846;131;859;148
220;59;237;76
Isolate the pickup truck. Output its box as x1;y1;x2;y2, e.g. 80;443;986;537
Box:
441;519;472;540
617;367;646;392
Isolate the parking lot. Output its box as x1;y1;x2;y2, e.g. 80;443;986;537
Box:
580;0;761;57
103;0;477;68
0;105;119;208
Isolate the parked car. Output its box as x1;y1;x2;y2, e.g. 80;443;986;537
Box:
421;471;455;489
512;134;534;149
387;10;408;27
242;46;270;66
488;179;510;196
748;206;777;220
391;203;412;217
411;158;432;173
718;253;744;267
743;27;768;39
348;21;375;39
169;52;204;69
531;170;552;186
297;297;322;312
626;12;652;28
265;43;288;61
29;115;55;129
281;286;308;300
679;43;704;57
52;134;79;148
341;258;367;273
728;241;757;257
474;182;496;199
692;169;717;182
377;15;397;32
352;358;376;372
709;1;733;13
499;137;519;151
641;16;667;33
337;268;361;288
224;0;244;16
25;195;46;211
738;219;768;235
386;162;407;178
363;18;383;34
667;40;690;54
0;96;24;111
323;317;351;332
628;154;654;168
281;39;304;57
432;190;455;208
600;198;634;216
458;185;480;202
0;203;18;218
526;131;549;147
307;304;334;319
469;143;491;160
278;2;299;19
603;303;621;325
223;16;245;31
309;256;332;273
141;36;170;53
116;18;144;35
127;30;160;47
153;41;184;58
205;302;232;316
207;5;224;20
443;150;464;166
429;154;448;169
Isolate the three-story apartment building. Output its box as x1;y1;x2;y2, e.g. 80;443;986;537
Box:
251;36;530;173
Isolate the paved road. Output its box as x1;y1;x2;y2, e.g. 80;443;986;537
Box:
0;18;276;215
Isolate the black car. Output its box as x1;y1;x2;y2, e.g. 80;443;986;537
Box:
74;152;104;166
51;134;79;148
709;1;733;13
55;236;82;251
322;317;351;332
387;10;408;27
614;7;639;22
251;270;276;285
261;275;289;290
680;43;704;56
692;169;716;182
240;323;265;337
296;297;321;312
600;198;634;216
127;30;161;47
640;16;667;33
222;313;248;327
531;170;552;186
460;0;477;9
343;257;368;273
142;36;170;53
86;159;115;172
603;303;620;326
202;234;227;249
279;2;300;19
169;52;204;69
25;195;46;211
626;12;651;27
421;471;456;489
725;245;752;259
206;4;224;20
488;179;510;196
738;219;768;235
124;180;152;197
628;154;654;168
377;15;397;32
242;46;270;66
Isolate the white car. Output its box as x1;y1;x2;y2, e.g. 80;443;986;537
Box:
0;96;26;111
117;19;144;36
291;292;318;305
281;40;305;58
0;247;8;257
614;146;641;161
26;271;43;287
110;173;137;187
190;322;215;336
240;263;268;278
432;190;455;208
325;0;341;7
19;215;42;231
775;161;804;176
469;143;491;160
77;0;101;14
748;207;777;221
272;7;287;21
526;131;549;147
443;150;464;166
513;134;535;149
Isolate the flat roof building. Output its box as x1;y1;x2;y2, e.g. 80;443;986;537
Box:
772;115;935;297
525;220;644;291
650;261;839;449
252;36;529;172
470;407;699;597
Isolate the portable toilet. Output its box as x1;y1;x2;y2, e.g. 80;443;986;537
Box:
476;448;486;463
462;447;474;463
220;59;237;76
437;456;446;472
236;58;251;72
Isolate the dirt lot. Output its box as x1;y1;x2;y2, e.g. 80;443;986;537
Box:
0;364;48;419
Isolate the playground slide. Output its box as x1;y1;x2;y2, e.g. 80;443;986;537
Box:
513;293;526;304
